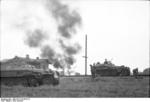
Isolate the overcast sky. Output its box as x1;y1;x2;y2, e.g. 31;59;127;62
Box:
1;0;149;74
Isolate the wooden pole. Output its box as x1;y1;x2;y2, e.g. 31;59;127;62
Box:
85;34;87;76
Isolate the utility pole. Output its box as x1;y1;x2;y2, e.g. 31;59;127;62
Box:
83;34;88;76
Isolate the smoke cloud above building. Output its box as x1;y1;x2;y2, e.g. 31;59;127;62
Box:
5;0;82;69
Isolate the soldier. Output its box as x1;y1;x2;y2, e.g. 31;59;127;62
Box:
90;64;96;78
93;63;96;66
133;68;138;78
96;62;100;67
104;59;108;64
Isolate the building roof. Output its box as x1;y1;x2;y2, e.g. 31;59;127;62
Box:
0;55;51;70
1;56;50;65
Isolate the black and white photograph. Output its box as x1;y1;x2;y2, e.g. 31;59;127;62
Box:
0;0;150;99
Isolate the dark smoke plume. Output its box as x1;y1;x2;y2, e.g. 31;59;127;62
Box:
40;0;82;69
59;40;81;55
40;45;76;69
40;45;55;62
46;0;81;38
53;59;63;68
23;0;82;69
65;56;75;66
40;45;63;68
24;29;47;47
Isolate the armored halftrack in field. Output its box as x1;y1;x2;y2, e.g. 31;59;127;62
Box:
90;59;130;78
1;65;59;87
0;55;59;87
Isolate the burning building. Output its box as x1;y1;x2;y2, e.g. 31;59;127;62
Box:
0;54;50;71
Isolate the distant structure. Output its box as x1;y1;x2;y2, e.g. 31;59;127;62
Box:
0;54;50;71
132;67;150;76
143;68;150;75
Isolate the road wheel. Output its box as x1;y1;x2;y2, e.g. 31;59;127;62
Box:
28;78;39;87
42;77;52;85
22;79;28;87
52;79;59;86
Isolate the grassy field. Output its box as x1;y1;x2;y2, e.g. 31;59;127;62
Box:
1;76;149;97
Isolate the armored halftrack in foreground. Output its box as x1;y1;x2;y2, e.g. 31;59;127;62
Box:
0;55;59;87
1;65;59;87
90;59;130;78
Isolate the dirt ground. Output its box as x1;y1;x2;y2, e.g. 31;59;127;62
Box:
1;76;149;97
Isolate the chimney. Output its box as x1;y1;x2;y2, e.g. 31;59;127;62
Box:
14;55;18;59
36;57;39;60
26;54;30;59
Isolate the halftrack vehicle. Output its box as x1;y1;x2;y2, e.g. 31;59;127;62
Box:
90;59;130;78
1;65;59;87
0;55;59;87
